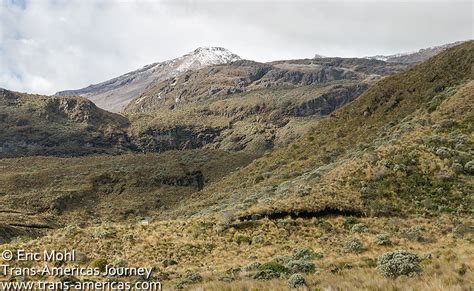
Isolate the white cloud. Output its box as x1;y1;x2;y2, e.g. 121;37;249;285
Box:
0;0;472;95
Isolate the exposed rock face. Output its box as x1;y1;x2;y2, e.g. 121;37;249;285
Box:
131;126;225;153
55;47;241;112
288;83;369;117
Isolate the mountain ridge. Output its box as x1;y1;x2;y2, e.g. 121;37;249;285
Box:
55;47;241;112
365;41;465;63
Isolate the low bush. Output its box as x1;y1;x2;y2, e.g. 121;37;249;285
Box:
377;251;422;278
344;238;364;253
292;247;318;260
351;223;369;233
400;226;424;242
288;273;306;288
258;261;288;274
286;260;316;274
374;234;392;246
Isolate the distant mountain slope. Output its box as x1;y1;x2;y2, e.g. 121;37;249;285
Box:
55;47;241;112
366;41;465;64
0;89;133;157
122;57;407;154
177;41;473;219
125;58;406;113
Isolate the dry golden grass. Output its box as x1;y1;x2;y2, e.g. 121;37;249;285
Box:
0;215;472;290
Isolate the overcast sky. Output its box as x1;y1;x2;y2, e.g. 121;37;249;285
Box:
0;0;472;95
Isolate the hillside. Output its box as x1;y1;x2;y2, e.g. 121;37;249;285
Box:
126;81;369;154
0;89;133;158
0;42;472;290
179;41;473;219
55;47;241;112
125;58;406;113
123;57;407;153
0;149;257;241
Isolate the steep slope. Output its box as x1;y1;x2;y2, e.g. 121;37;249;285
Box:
55;47;241;112
177;41;473;218
366;41;465;64
0;89;133;157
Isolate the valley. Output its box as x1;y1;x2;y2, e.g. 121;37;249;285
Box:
0;41;472;290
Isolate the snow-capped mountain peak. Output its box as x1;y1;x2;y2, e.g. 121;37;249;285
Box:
55;47;241;112
173;47;241;72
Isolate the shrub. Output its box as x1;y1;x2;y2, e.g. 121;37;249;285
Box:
91;227;116;239
273;256;293;265
258;261;288;274
374;234;392;246
90;258;108;272
183;271;202;283
111;258;126;267
452;223;470;238
344;238;364;253
351;223;369;233
400;226;424;242
288;273;306;288
124;233;135;241
436;147;451;159
464;161;474;174
10;236;33;244
235;235;251;245
218;211;235;230
292;247;318;260
252;235;264;244
162;258;178;267
376;251;422;278
451;162;464;173
242;262;261;272
457;264;468;276
253;269;280;280
286;260;316;274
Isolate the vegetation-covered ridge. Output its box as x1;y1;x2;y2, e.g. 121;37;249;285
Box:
0;89;133;157
177;41;473;218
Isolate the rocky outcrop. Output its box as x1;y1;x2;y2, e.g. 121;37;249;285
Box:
289;83;369;117
131;126;224;153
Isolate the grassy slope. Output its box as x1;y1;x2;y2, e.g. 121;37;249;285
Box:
176;41;473;218
0;150;257;229
0;43;472;290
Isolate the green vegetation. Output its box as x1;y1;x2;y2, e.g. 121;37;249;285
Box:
288;273;307;288
0;42;472;290
376;251;422;278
